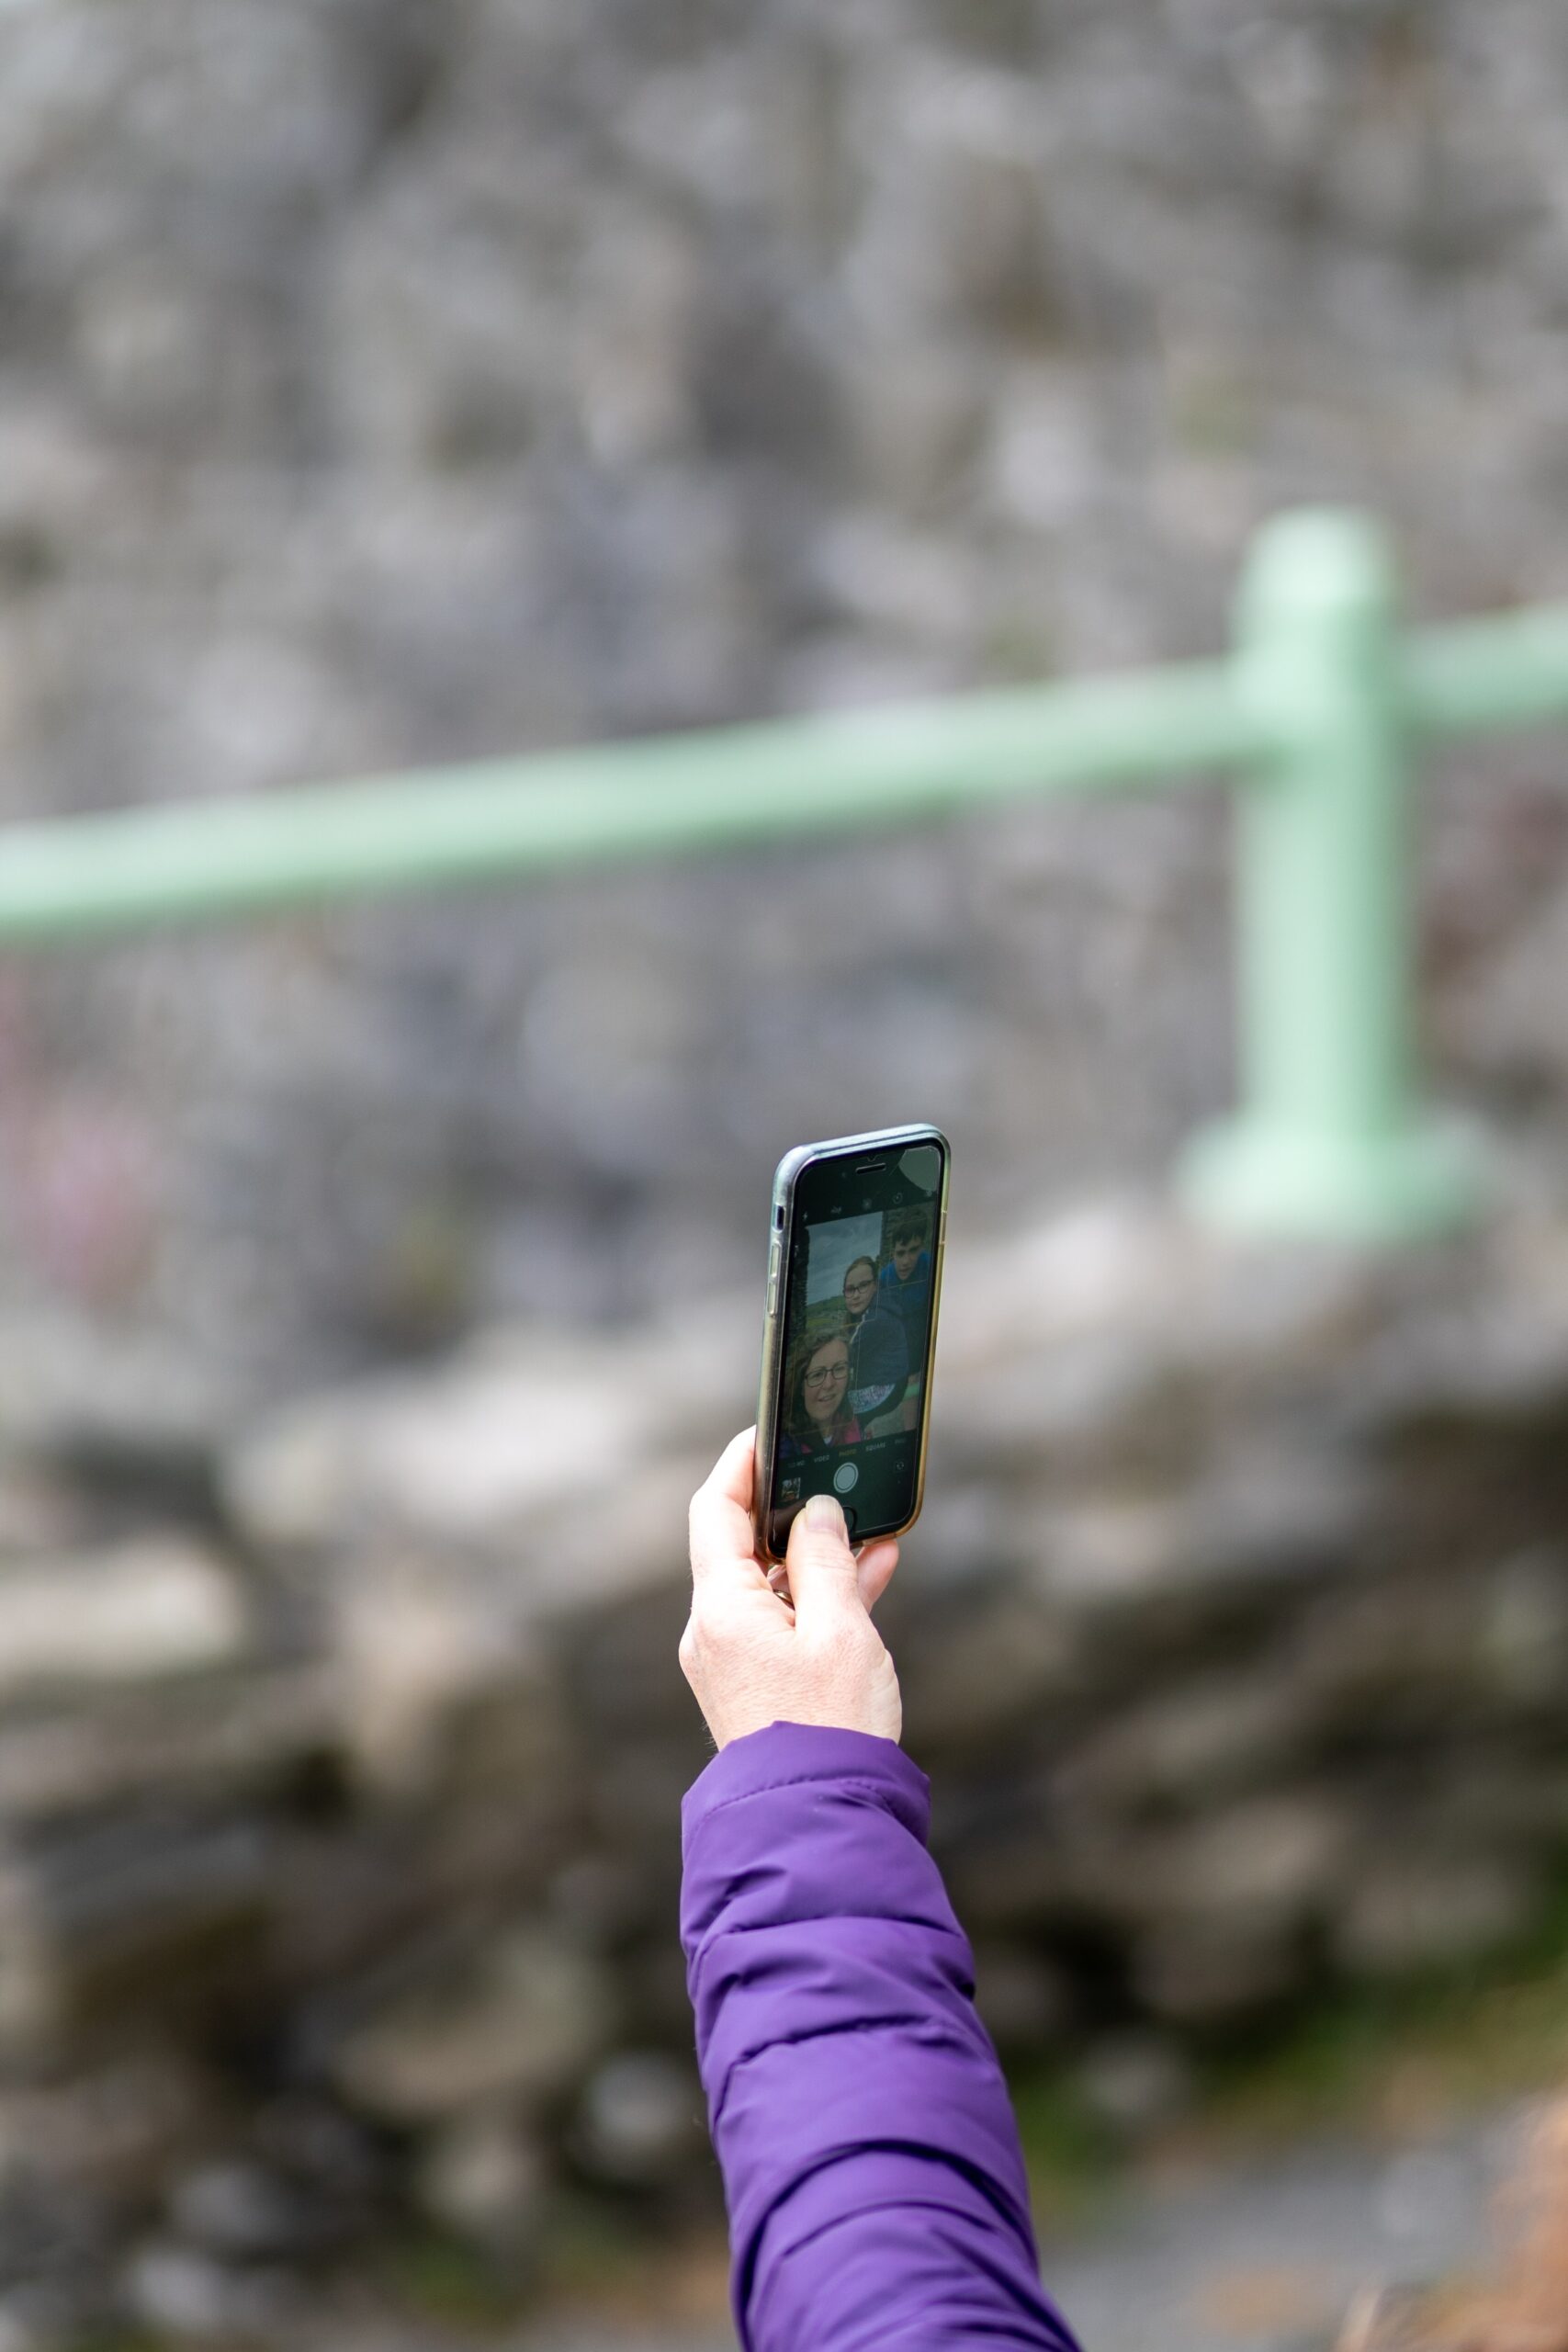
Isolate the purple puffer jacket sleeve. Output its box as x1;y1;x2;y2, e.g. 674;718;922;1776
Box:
682;1721;1081;2352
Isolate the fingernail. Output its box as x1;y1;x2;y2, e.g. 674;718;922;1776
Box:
805;1492;844;1532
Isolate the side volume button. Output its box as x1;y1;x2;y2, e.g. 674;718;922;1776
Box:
766;1238;782;1313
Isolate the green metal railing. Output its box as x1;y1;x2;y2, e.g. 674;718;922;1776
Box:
6;507;1568;1240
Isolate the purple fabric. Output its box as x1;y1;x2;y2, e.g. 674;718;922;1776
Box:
682;1721;1081;2352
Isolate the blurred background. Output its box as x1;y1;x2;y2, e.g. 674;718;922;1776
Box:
2;3;1568;2347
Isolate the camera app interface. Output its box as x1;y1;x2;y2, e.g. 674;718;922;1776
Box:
770;1143;942;1543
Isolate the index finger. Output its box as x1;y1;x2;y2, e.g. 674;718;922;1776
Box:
688;1426;769;1591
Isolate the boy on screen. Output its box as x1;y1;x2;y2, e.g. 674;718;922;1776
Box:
843;1250;908;1427
878;1210;931;1433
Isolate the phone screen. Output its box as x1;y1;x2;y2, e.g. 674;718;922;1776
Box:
765;1136;946;1555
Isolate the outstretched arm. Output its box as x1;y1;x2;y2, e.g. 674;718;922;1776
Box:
679;1432;1080;2352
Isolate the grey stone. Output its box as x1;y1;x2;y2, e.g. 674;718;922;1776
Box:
1333;1237;1568;1444
1076;2032;1198;2139
1052;1668;1314;1811
546;1854;659;1953
124;2243;232;2341
807;513;980;641
838;338;991;518
0;1666;340;1826
1028;1445;1364;1631
0;1318;240;1482
843;58;1054;339
325;1556;560;1801
220;1341;649;1557
124;2239;299;2342
221;1307;748;1578
1292;1577;1489;1730
0;1536;250;1702
1062;1794;1349;1941
324;187;571;471
0;2054;207;2207
1336;1855;1540;1981
1433;1760;1568;1856
1132;1923;1310;2027
1479;1546;1568;1710
938;1199;1378;1417
331;1929;616;2123
899;1591;1077;1750
0;1467;92;1563
940;1338;1192;1483
1450;872;1568;1099
0;1816;274;2058
413;2110;545;2247
169;2160;316;2262
938;1792;1069;1935
1166;1796;1349;1937
571;2052;705;2188
971;1944;1070;2058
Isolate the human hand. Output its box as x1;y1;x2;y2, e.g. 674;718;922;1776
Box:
681;1427;902;1749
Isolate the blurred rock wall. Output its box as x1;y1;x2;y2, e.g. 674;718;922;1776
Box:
0;1;1564;1388
6;1194;1568;2340
5;8;1568;2337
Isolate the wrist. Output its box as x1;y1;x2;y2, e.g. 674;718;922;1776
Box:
682;1719;928;1859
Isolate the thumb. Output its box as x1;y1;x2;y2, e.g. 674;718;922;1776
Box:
785;1491;863;1631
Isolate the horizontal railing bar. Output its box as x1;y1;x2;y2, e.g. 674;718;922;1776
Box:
1403;605;1568;740
0;664;1260;946
1;591;1564;954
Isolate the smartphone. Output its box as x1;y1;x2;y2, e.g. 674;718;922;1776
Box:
753;1124;949;1564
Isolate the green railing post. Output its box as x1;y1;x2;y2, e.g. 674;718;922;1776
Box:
1182;508;1477;1241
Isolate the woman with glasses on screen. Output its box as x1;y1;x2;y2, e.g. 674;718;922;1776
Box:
779;1322;862;1458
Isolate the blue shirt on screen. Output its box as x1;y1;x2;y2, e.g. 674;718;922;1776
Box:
878;1251;931;1360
